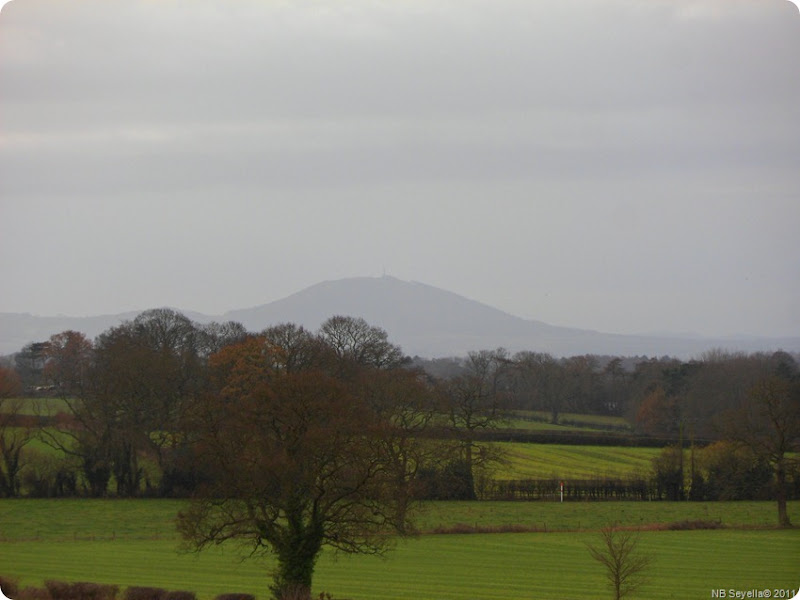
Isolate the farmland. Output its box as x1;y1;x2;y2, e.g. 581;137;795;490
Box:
0;499;798;600
3;321;799;599
495;442;659;480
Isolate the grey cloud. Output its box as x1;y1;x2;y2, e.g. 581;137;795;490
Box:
1;0;798;337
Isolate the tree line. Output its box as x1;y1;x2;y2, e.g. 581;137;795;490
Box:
0;309;798;598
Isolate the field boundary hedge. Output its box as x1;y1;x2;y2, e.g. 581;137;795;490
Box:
425;426;713;447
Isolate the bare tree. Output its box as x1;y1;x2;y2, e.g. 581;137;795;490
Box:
512;352;569;424
318;315;406;370
444;349;510;499
43;330;93;397
0;368;32;497
358;366;439;533
587;525;653;600
723;373;800;527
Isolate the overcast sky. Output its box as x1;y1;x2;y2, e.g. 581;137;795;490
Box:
1;0;798;338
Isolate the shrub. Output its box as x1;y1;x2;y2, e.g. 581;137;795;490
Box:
651;445;684;501
44;580;72;599
0;575;20;597
75;582;118;600
18;587;52;600
45;581;118;600
214;594;256;600
667;519;725;531
22;450;79;498
165;592;196;600
699;442;772;501
124;587;167;600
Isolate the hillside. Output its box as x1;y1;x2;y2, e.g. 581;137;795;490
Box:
2;276;798;358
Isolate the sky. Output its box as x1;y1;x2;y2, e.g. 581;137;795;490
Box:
1;0;799;338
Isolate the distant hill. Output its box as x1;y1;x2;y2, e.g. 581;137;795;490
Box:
2;276;798;359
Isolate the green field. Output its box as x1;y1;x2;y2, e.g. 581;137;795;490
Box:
1;397;69;416
2;530;798;600
1;500;798;600
495;442;660;480
507;411;632;430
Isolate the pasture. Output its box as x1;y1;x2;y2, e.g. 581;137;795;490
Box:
494;442;660;480
0;500;798;600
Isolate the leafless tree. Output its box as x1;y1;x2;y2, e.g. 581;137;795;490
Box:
587;525;653;600
318;315;406;370
723;373;800;527
444;348;510;499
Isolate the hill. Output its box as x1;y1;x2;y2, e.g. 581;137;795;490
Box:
2;276;798;358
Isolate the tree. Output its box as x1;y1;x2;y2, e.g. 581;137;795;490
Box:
318;315;406;371
444;349;509;500
39;311;208;497
197;320;248;358
635;387;679;437
358;366;439;532
512;352;569;424
14;341;50;392
697;441;772;501
0;366;31;497
650;445;684;501
43;330;93;397
0;365;22;399
262;323;332;374
587;525;653;600
177;333;411;600
723;372;800;527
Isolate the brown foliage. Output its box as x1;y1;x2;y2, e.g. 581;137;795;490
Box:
180;333;413;599
123;586;167;600
0;575;19;597
0;366;22;399
45;581;118;600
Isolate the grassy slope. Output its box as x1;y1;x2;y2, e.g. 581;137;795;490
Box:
495;442;661;480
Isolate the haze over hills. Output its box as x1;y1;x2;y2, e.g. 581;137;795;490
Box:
1;276;798;359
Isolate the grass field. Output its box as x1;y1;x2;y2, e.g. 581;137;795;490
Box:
2;530;798;600
495;442;660;480
508;411;632;430
1;397;69;416
1;500;798;600
4;499;798;541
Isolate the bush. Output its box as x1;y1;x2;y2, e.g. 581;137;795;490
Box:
124;587;167;600
214;594;256;600
651;445;685;501
165;592;196;600
416;459;476;500
0;575;20;597
667;519;725;531
44;580;72;599
22;450;79;498
699;442;773;501
18;587;53;600
45;580;118;600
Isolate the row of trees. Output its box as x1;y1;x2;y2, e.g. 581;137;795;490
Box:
1;310;511;599
1;309;798;598
416;348;800;439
